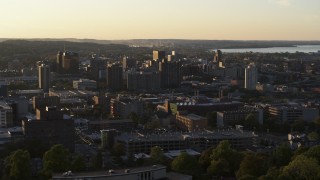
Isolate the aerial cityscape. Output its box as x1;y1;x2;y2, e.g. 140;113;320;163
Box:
1;0;320;180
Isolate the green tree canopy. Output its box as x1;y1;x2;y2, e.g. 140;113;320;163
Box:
302;145;320;163
43;144;71;173
207;158;230;177
308;132;319;141
71;155;86;172
236;153;269;179
4;149;31;180
198;147;214;170
150;146;166;164
209;140;243;175
171;152;201;176
280;155;320;180
271;143;292;167
244;113;259;130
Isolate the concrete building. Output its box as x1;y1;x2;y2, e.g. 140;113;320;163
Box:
110;97;143;118
22;106;75;151
0;81;8;97
115;127;254;155
245;63;258;90
175;111;207;132
169;100;243;116
52;165;191;180
127;71;160;91
32;94;60;111
57;51;79;74
122;57;136;71
89;119;134;131
153;50;166;61
7;97;29;126
159;60;181;88
90;54;107;80
73;79;97;90
0;101;13;128
268;105;319;124
217;108;263;127
38;61;50;93
106;64;123;91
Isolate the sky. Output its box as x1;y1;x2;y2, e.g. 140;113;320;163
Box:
0;0;319;40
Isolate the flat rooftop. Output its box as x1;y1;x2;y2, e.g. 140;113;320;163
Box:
52;165;166;179
116;129;254;142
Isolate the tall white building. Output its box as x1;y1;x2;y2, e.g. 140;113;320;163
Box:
245;63;257;90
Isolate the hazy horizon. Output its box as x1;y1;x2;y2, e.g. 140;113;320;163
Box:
1;0;320;41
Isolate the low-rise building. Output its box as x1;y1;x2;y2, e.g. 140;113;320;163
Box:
268;105;319;124
115;127;254;155
217;107;263;127
52;165;191;180
73;79;97;90
175;111;207;132
110;96;143;118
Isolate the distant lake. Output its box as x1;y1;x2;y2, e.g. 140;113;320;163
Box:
218;45;320;53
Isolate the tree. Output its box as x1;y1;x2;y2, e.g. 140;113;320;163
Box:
4;149;31;180
244;113;259;130
210;140;243;175
307;132;319;142
280;155;320;180
198;147;214;170
259;166;281;180
71;155;86;172
145;119;161;130
150;146;165;164
236;153;269;179
207;158;230;176
42;144;71;173
271;143;292;167
171;152;201;176
302;145;320;163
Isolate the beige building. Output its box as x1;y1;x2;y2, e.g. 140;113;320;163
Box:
175;111;207;132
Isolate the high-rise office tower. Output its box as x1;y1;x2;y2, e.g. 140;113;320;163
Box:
153;51;166;61
56;51;63;73
56;51;79;74
215;49;222;62
159;60;181;88
122;57;136;71
215;49;224;67
106;64;123;91
245;63;258;90
90;54;107;80
38;61;50;93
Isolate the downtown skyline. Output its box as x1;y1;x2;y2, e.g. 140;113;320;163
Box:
0;0;320;41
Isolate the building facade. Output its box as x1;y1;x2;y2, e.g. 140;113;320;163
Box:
73;79;97;90
245;63;258;90
115;128;254;155
0;101;13;128
106;64;123;91
175;111;207;132
127;71;160;91
38;61;50;93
